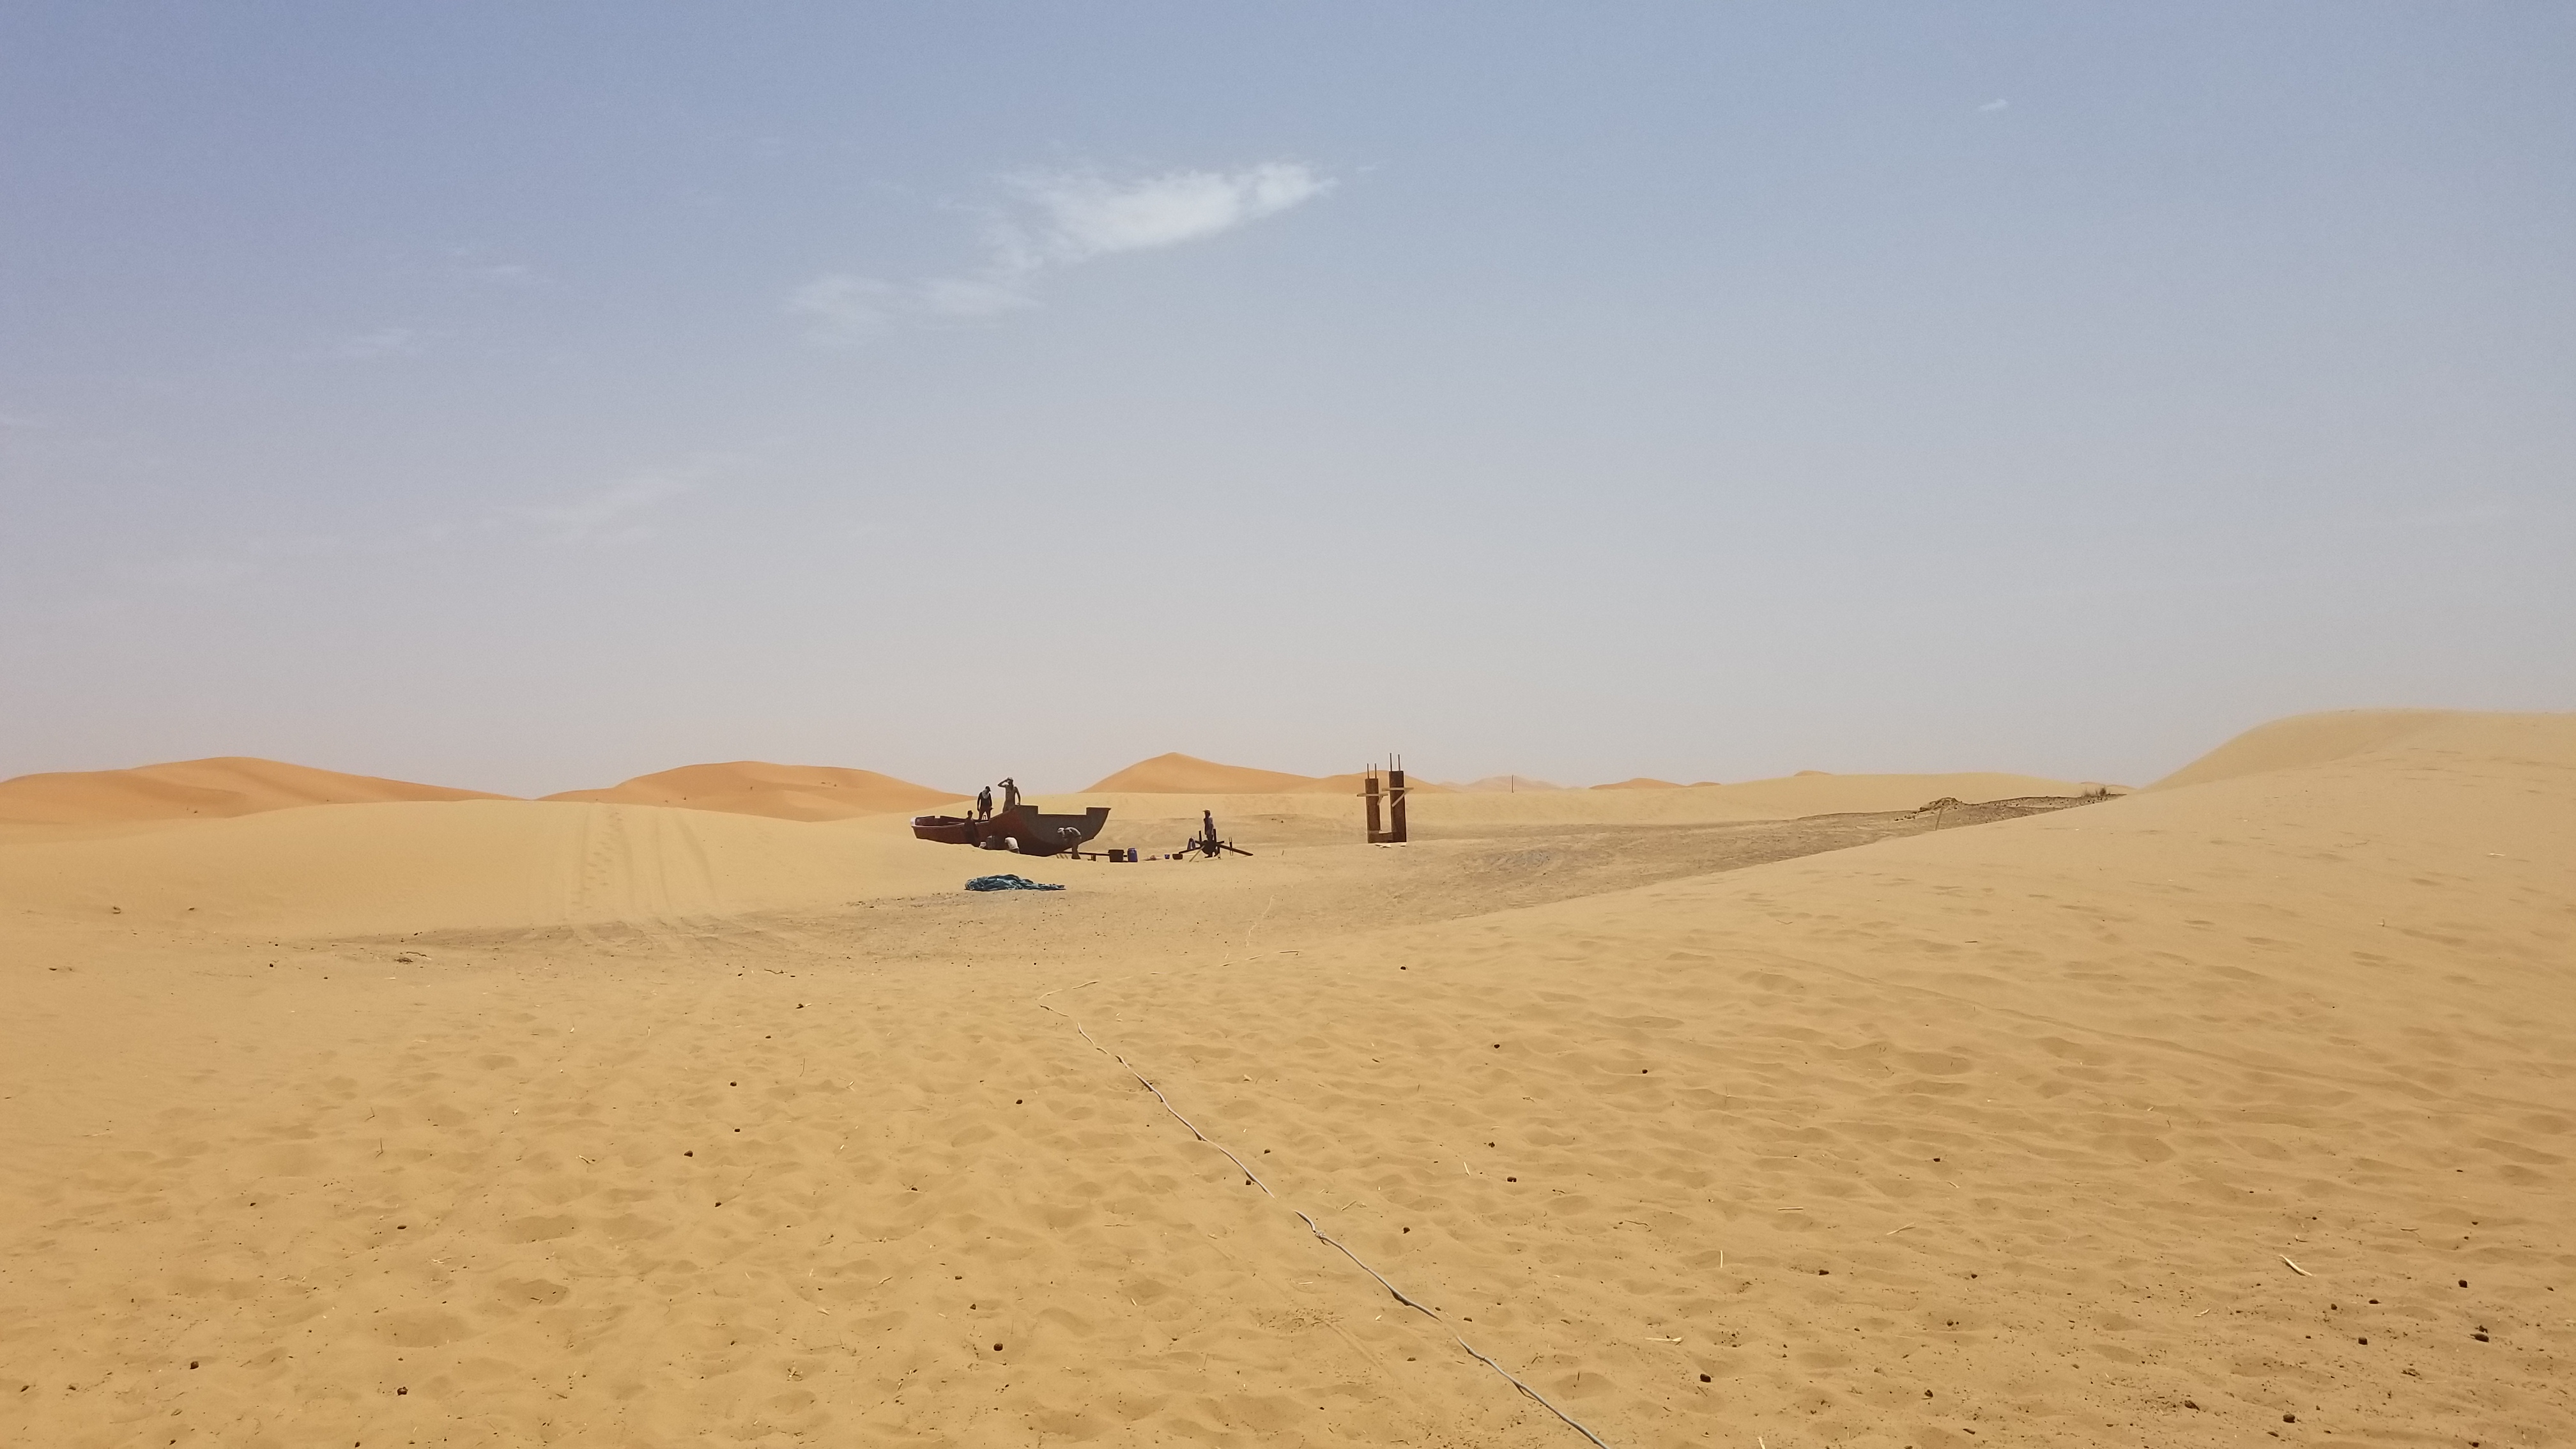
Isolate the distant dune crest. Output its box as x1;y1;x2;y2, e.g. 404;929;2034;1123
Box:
542;762;963;822
1082;753;1453;796
0;756;508;825
29;712;2542;831
2144;709;2536;791
1443;775;1567;793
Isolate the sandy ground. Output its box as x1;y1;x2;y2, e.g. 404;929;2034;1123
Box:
1;710;2569;1448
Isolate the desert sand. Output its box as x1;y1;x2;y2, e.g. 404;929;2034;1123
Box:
3;710;2570;1448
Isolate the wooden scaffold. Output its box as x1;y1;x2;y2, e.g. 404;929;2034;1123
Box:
1361;756;1409;844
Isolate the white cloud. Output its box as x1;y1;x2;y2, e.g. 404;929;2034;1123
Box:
442;243;544;287
335;326;420;359
1977;98;2010;113
788;274;900;342
1016;163;1333;261
790;160;1333;344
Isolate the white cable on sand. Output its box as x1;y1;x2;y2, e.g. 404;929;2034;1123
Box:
1040;1002;1618;1449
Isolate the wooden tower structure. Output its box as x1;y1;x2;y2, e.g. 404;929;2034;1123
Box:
1361;756;1409;844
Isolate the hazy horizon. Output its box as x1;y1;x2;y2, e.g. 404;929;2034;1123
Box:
6;4;2570;797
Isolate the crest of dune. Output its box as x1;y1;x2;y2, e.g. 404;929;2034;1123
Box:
2143;708;2506;790
1081;753;1460;795
541;762;965;821
0;756;509;825
1591;777;1685;790
1082;753;1324;793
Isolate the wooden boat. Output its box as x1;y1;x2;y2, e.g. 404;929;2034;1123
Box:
908;815;982;846
910;804;1109;858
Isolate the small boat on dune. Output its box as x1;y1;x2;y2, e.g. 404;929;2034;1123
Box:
911;802;1109;858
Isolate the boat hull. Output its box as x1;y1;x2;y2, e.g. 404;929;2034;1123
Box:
910;804;1109;857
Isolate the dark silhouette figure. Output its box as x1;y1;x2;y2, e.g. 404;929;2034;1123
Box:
1181;810;1252;859
976;785;993;820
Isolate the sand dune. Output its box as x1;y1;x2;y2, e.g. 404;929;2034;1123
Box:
1085;753;1452;796
0;799;995;938
1041;710;2576;1446
1084;751;1324;793
2145;707;2507;790
1443;775;1567;792
1591;776;1685;790
544;761;965;821
3;711;2569;1448
0;755;509;825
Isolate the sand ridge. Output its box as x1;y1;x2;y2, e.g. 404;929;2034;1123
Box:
1084;753;1455;797
2143;708;2499;791
542;761;967;822
1443;776;1568;793
0;756;510;825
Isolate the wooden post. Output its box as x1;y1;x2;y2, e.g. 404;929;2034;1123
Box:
1363;765;1384;841
1386;759;1409;844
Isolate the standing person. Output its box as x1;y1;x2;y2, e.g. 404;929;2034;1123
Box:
976;785;993;820
999;778;1021;812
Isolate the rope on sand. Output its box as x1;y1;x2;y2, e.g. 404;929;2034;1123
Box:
1039;1000;1617;1449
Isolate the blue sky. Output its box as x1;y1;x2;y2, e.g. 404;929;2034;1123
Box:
3;4;2570;793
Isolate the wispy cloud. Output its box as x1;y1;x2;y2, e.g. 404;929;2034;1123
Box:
500;465;721;545
507;471;696;543
335;326;421;360
792;161;1333;344
1016;163;1333;261
787;275;900;339
464;261;540;286
1977;98;2010;113
441;243;546;288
